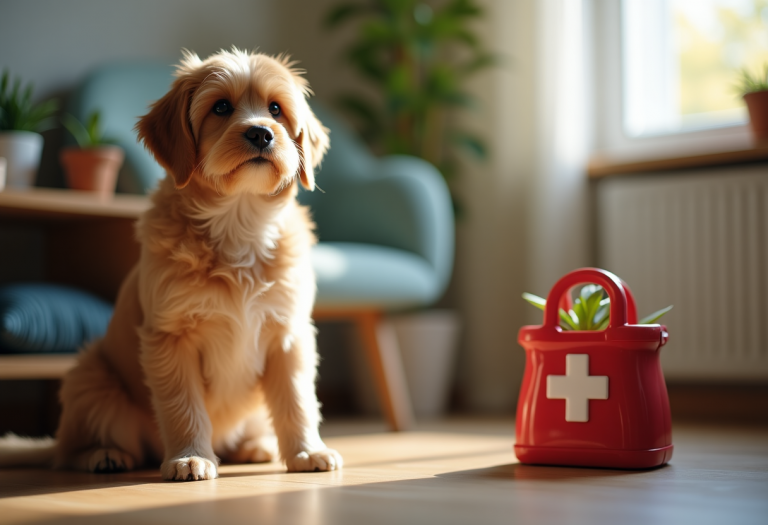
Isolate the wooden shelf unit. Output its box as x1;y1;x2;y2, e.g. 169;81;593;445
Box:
0;187;149;220
0;188;149;380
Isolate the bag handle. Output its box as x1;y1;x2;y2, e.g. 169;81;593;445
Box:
620;279;639;325
543;268;638;329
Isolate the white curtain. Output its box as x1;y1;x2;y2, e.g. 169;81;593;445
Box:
459;0;593;411
529;0;592;297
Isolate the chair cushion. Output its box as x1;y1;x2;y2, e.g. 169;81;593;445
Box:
313;243;440;310
0;284;113;354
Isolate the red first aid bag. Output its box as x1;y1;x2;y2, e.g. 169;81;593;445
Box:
515;268;673;469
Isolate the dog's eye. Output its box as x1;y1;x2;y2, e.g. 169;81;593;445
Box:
268;102;281;117
212;99;233;116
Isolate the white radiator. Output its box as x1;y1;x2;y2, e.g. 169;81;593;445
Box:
597;165;768;380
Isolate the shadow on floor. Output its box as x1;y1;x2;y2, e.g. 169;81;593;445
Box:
5;460;761;525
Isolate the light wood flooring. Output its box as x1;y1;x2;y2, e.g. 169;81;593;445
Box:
1;419;766;525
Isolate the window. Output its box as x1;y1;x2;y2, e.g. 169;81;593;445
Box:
593;0;768;158
623;0;768;137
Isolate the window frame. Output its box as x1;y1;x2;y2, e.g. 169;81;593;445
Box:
591;0;754;161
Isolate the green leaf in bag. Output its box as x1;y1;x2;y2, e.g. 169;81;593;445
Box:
638;305;674;325
522;283;673;331
522;293;546;311
559;309;578;331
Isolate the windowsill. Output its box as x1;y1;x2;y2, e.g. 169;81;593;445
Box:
588;143;768;178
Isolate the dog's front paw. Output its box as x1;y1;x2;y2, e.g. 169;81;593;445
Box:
286;448;343;472
162;456;218;481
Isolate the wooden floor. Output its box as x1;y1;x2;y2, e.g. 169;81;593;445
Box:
1;419;766;525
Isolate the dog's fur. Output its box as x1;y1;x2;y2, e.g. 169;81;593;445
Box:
0;49;342;480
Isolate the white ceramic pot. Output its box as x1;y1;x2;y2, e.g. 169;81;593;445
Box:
349;310;461;419
392;310;461;418
0;157;6;191
0;131;44;188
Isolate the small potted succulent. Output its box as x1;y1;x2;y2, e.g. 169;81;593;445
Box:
0;70;59;189
523;284;672;330
60;110;123;197
738;64;768;145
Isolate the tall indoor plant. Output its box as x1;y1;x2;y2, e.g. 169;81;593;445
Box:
0;70;58;188
326;0;496;417
325;0;497;210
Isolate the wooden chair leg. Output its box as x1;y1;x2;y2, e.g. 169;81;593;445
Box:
355;312;414;431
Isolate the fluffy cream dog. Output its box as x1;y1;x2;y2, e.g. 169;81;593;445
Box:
0;49;342;480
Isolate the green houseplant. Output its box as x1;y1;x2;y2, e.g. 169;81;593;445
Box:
60;110;123;197
326;0;497;417
523;285;673;331
325;0;498;211
738;64;768;145
0;70;58;188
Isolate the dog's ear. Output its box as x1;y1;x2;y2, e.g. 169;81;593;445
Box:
136;61;205;189
297;107;329;191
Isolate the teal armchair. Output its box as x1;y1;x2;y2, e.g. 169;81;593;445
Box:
70;63;455;430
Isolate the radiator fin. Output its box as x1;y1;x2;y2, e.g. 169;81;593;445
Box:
597;167;768;380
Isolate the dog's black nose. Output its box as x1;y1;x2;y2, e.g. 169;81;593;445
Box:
244;126;274;150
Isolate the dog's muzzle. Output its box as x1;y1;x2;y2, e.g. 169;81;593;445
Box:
244;126;274;150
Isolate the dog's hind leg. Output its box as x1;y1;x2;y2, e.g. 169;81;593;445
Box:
54;341;158;473
216;402;278;464
70;447;136;473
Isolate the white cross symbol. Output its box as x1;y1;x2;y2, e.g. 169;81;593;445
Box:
547;354;609;422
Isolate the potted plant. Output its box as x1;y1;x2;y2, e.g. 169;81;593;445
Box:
738;64;768;145
523;285;673;330
60;110;124;197
326;0;496;418
325;0;498;213
0;70;58;189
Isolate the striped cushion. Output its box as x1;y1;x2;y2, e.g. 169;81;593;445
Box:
0;284;113;354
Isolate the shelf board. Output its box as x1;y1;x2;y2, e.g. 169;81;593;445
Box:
0;354;77;379
0;187;149;220
588;144;768;178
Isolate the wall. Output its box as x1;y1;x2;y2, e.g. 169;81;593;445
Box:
451;0;537;411
0;0;281;100
0;0;575;413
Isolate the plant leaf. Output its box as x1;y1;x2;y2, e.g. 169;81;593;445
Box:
559;309;578;330
444;0;483;17
736;63;768;95
522;292;546;311
1;70;8;99
61;113;92;148
459;52;501;75
452;132;487;159
593;303;609;328
86;110;100;142
572;298;589;330
0;70;59;132
583;286;604;330
639;305;673;325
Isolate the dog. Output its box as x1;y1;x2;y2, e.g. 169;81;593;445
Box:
0;48;342;481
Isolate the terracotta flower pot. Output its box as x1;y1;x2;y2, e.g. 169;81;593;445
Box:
743;90;768;145
60;145;124;197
